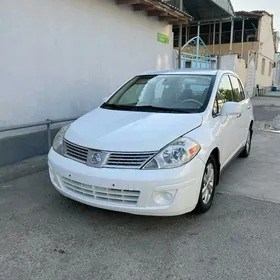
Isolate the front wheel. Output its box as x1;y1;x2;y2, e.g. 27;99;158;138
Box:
194;155;217;214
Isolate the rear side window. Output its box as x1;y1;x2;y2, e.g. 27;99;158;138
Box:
229;76;245;102
238;80;246;100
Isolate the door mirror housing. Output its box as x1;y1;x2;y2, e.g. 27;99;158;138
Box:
220;102;242;116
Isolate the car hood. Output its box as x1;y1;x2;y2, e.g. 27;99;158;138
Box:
65;107;203;151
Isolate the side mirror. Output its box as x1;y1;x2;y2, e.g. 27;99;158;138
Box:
220;102;242;116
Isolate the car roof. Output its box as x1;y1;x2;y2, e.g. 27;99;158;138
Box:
141;68;235;76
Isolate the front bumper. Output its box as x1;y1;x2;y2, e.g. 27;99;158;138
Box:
48;148;205;216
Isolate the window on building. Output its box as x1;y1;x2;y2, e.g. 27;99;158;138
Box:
229;76;245;102
213;75;234;115
269;62;273;76
261;58;265;75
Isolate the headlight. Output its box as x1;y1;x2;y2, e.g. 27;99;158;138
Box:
143;137;200;170
52;125;70;155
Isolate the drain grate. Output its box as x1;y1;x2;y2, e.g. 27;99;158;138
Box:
255;122;280;133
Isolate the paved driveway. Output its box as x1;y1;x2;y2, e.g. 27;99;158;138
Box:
219;97;280;203
1;97;280;280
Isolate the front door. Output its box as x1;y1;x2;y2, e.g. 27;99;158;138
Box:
213;75;240;166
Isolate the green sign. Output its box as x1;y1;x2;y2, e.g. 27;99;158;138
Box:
157;33;170;44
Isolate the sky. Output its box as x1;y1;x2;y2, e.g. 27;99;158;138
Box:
231;0;280;30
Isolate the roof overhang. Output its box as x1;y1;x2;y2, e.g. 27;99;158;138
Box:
235;11;262;18
164;0;235;21
236;10;273;18
116;0;193;24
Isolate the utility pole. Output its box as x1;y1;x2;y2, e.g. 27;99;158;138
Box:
178;0;183;68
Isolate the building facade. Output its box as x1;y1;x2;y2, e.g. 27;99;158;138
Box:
173;10;275;91
273;32;280;86
197;11;275;88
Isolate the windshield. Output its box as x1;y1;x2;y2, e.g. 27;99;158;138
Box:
101;74;216;113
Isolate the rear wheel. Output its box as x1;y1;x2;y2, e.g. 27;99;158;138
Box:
194;155;217;214
240;125;253;158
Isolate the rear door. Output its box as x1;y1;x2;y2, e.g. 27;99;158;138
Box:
229;75;248;149
239;79;253;126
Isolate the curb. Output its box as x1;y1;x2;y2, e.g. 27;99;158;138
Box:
257;94;280;98
0;155;48;184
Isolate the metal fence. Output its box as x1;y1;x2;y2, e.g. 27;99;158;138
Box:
0;117;78;149
255;86;272;97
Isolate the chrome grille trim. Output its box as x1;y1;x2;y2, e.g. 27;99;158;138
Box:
103;152;155;168
63;139;156;169
64;139;89;163
59;176;140;205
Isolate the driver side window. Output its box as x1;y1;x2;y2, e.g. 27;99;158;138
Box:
213;75;234;116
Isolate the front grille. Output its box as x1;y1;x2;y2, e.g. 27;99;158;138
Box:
64;139;89;163
59;176;140;205
104;152;155;168
64;139;156;169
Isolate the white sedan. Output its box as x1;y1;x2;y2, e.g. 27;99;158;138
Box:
48;69;254;216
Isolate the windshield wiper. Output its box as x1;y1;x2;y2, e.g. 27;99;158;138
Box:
101;103;190;113
101;103;136;110
133;105;189;113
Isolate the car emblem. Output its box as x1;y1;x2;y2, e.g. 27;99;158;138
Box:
90;153;102;165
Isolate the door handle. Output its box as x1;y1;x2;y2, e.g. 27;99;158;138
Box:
237;114;241;118
247;105;251;110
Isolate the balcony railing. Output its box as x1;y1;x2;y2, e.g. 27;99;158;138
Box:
174;29;258;47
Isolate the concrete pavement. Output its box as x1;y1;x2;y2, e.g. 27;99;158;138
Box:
1;96;280;280
219;96;280;203
1;171;280;280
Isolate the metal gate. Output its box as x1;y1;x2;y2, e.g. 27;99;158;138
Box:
180;36;212;69
246;51;256;98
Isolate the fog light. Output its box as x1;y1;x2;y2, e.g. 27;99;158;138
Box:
152;191;175;206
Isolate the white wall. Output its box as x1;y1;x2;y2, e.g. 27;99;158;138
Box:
220;54;247;86
220;54;238;72
255;14;275;87
0;0;173;128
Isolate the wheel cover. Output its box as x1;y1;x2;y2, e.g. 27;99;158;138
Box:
202;163;215;204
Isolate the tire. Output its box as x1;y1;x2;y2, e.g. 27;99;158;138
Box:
194;155;218;214
240;125;253;158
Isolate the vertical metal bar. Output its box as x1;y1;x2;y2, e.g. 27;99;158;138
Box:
218;20;222;69
196;21;200;61
185;23;188;43
208;23;211;46
178;0;183;68
47;120;52;149
213;21;216;53
241;18;245;59
185;24;189;50
229;17;234;54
